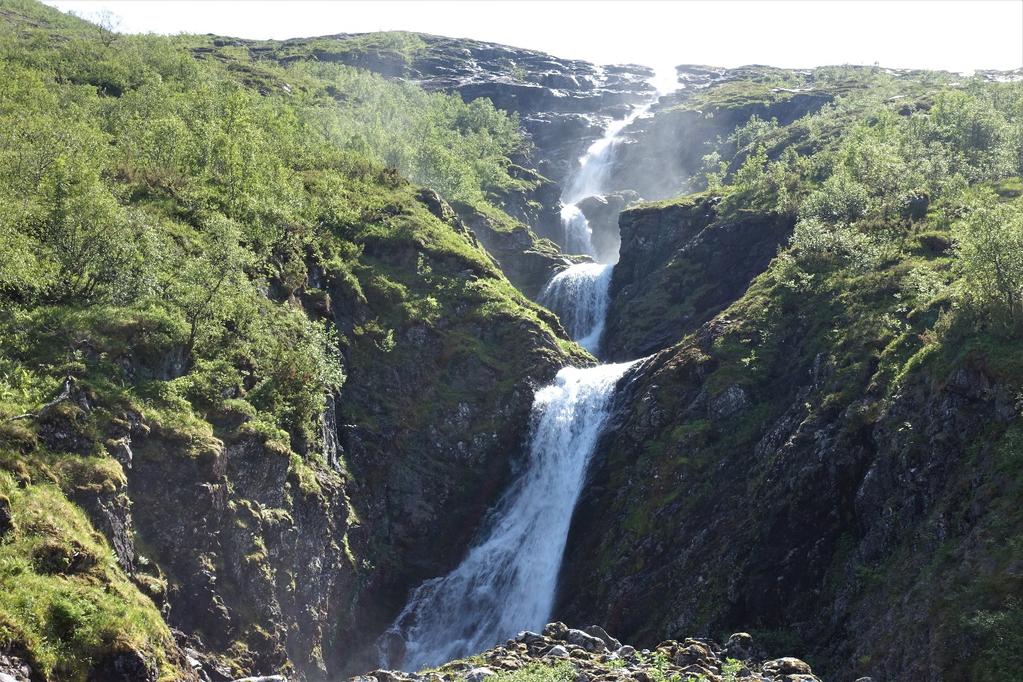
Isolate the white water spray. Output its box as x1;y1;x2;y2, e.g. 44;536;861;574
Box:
381;361;636;670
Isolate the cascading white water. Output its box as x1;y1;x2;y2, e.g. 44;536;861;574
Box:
539;262;613;355
561;204;594;257
547;67;682;351
379;68;680;672
381;361;635;671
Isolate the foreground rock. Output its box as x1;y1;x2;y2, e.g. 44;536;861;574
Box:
353;623;820;682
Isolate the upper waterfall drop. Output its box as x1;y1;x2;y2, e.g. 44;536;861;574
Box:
548;66;682;353
379;360;637;671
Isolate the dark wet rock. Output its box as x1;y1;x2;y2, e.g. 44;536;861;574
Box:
87;648;157;682
0;495;12;538
0;652;33;682
603;196;792;360
576;191;640;264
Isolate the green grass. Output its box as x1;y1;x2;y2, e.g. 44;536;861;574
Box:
0;471;183;681
486;660;576;682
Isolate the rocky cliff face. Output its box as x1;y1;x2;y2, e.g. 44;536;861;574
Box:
260;32;656;192
603;196;792;360
0;166;585;681
328;188;584;675
561;323;1020;681
555;182;1023;681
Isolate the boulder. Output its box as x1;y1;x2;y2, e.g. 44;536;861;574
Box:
515;631;545;646
583;625;622;651
543;622;569;640
674;642;713;667
762;658;813;676
566;628;607;652
465;667;496;682
725;632;754;660
545;645;570;659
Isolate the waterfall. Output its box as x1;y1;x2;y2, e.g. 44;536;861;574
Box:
560;67;679;257
379;68;680;672
539;262;613;355
547;67;681;352
561;204;594;257
380;361;636;671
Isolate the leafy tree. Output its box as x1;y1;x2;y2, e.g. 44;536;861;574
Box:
952;194;1023;333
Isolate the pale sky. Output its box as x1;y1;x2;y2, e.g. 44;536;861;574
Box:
45;1;1023;73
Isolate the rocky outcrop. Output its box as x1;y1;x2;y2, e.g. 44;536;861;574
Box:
576;191;639;265
560;280;1023;681
450;200;581;299
0;171;583;681
259;33;656;190
602;197;793;360
356;622;821;682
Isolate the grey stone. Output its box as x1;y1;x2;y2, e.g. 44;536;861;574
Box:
725;632;754;660
515;630;545;645
583;624;622;650
545;645;570;659
465;667;496;682
710;384;750;421
763;657;813;676
566;628;607;652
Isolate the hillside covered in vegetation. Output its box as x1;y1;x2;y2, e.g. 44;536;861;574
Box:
566;58;1023;682
1;1;1023;681
0;2;585;679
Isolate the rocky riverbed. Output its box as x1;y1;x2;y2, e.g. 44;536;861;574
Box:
356;622;835;682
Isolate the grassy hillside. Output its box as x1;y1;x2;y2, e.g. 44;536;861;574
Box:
0;2;585;679
564;60;1023;682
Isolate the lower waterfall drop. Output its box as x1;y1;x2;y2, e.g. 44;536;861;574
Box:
380;360;635;670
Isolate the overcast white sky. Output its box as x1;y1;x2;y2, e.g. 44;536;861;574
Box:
45;1;1023;73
